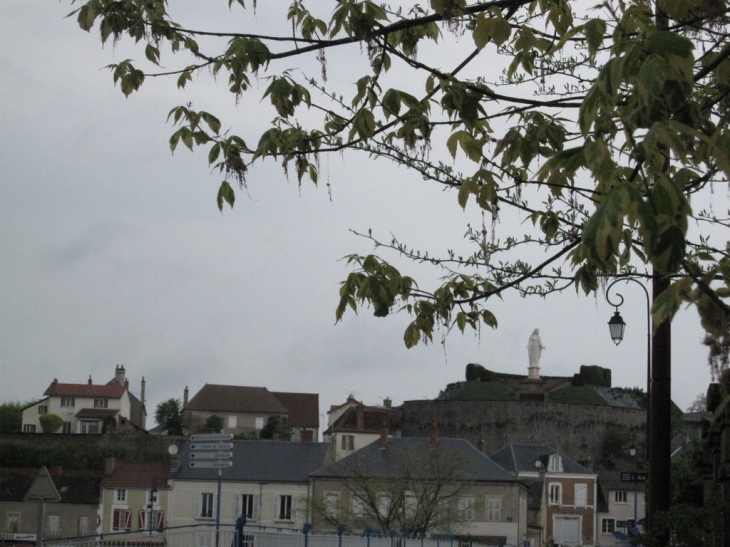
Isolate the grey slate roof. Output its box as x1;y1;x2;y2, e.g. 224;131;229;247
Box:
186;385;288;414
0;468;102;504
489;444;595;475
311;437;519;483
171;440;331;483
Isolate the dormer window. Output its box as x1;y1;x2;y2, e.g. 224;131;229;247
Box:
548;454;563;472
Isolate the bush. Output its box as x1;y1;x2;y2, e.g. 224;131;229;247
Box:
39;414;64;433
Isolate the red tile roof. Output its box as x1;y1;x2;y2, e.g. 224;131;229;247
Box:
271;392;319;428
186;385;288;413
100;461;171;488
44;382;126;398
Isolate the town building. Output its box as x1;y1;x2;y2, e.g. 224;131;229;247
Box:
21;365;146;434
490;444;598;547
310;428;528;547
596;471;645;545
183;385;319;441
323;395;397;460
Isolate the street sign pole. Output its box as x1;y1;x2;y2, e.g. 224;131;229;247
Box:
216;468;222;547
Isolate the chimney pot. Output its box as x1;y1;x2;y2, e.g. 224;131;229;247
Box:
88;376;92;385
380;429;388;449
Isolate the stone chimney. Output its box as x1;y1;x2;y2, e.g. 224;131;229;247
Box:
105;457;116;475
379;429;388;449
429;418;439;448
88;375;92;385
183;386;189;407
383;397;392;409
115;365;126;385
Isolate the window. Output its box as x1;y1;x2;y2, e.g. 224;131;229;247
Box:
341;434;355;450
238;494;259;520
94;398;109;408
458;497;475;521
38;406;47;414
255;417;264;430
352;495;366;517
324;493;339;519
23;424;36;433
486;498;501;521
149;489;159;503
602;518;616;534
228;416;237;428
199;493;214;518
112;509;131;531
138;510;164;531
6;512;20;533
404;491;417;518
548;483;562;505
60;397;75;407
78;516;89;536
81;420;100;434
46;515;60;537
377;495;391;518
614;490;627;503
574;483;588;507
548;454;563;472
62;421;72;434
277;495;293;520
116;489;127;502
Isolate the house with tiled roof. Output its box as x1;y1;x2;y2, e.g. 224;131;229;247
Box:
490;444;598;547
183;384;319;441
595;471;645;545
98;459;173;536
21;365;147;434
167;440;331;530
0;466;102;541
323;396;398;460
310;427;528;546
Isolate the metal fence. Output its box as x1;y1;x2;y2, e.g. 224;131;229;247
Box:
41;525;505;547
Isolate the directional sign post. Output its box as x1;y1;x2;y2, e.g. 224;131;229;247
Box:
620;472;647;535
189;433;234;547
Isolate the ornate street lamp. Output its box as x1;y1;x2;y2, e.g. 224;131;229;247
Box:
608;310;626;345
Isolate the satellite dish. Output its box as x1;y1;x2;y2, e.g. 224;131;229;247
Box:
168;444;179;455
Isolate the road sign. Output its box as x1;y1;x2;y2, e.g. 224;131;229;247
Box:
190;442;234;451
190;452;234;460
189;460;233;469
616;520;635;528
190;433;233;442
620;472;648;482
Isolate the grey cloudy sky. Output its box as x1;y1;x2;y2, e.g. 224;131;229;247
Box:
1;1;711;431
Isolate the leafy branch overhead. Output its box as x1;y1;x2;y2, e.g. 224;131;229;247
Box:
67;0;730;366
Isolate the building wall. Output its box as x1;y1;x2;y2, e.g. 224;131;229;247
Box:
544;476;596;547
184;410;282;436
167;479;310;530
598;487;645;545
325;432;381;461
400;400;646;463
99;485;169;536
0;500;98;538
310;478;527;546
22;395;127;434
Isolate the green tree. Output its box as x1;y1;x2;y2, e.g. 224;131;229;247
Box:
155;398;184;436
65;0;730;367
205;414;225;432
259;415;293;441
39;413;64;433
0;402;24;433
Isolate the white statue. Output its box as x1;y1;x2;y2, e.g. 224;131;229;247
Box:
527;329;545;378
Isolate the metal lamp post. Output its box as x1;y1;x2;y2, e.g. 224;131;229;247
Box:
148;486;158;535
606;278;651;464
629;445;638;536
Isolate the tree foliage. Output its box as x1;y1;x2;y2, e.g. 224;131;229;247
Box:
259;415;293;440
205;414;225;432
0;402;24;433
66;0;730;368
39;413;64;434
155;398;184;435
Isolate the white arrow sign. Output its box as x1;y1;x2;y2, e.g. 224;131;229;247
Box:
189;460;233;469
190;442;234;451
190;452;233;460
190;433;233;442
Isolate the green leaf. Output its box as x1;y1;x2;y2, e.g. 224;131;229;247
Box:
217;180;235;211
646;31;694;59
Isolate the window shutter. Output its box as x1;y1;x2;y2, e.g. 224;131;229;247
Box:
124;510;131;531
273;496;279;520
138;510;146;530
195;494;200;517
156;511;164;530
112;509;120;531
235;494;242;517
291;497;297;521
252;495;259;520
341;435;345;450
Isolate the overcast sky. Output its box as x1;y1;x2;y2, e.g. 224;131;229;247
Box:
1;1;712;434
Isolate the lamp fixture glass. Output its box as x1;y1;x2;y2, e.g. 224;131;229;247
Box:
629;444;637;457
608;310;626;345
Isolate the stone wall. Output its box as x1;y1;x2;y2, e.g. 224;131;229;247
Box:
399;399;646;464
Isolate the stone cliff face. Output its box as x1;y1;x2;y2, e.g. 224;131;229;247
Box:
399;399;646;465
